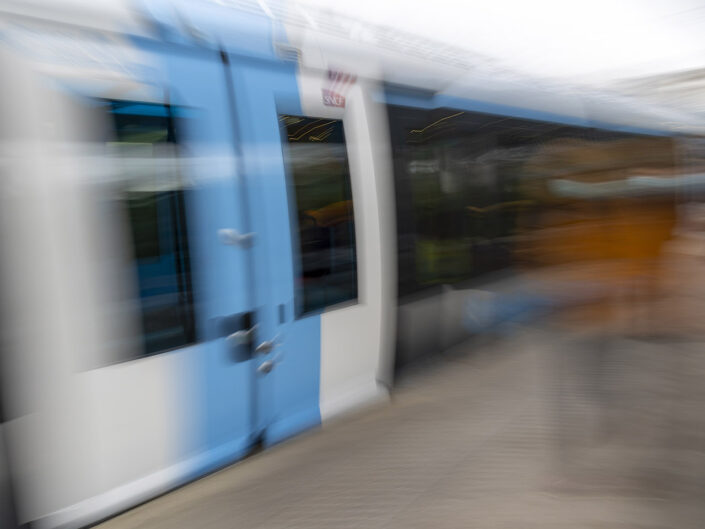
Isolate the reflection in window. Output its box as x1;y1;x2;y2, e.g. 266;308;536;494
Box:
280;115;357;315
105;101;195;356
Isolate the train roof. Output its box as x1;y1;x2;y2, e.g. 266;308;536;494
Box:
1;0;703;136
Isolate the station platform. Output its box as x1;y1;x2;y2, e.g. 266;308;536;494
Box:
97;325;705;529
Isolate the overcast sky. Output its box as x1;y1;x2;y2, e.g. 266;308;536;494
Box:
298;0;705;84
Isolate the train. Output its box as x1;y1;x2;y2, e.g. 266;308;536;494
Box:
0;1;702;527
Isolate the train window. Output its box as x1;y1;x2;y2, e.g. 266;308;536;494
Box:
387;105;677;297
104;101;196;356
388;106;540;295
279;115;358;316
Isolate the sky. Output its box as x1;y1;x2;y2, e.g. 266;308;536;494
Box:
297;0;705;84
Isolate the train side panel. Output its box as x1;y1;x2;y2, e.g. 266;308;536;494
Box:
296;68;397;418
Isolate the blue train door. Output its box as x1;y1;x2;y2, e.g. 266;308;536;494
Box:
156;50;267;473
223;56;324;446
161;46;322;474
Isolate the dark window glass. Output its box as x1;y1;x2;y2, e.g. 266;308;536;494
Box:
105;101;195;356
388;105;676;297
280;115;357;315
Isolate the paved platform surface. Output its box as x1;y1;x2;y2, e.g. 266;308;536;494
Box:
98;326;705;529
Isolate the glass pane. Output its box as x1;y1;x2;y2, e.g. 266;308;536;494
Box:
388;105;678;296
280;115;357;315
105;101;195;356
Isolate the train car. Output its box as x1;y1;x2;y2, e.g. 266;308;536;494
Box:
0;1;701;527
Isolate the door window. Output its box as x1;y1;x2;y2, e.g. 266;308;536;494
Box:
279;115;358;315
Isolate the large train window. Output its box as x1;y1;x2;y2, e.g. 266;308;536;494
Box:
387;105;677;297
388;106;544;295
103;100;195;356
279;115;358;316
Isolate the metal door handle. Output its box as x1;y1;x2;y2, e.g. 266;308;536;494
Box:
257;352;283;375
227;324;258;345
255;334;280;355
218;228;255;248
257;360;275;374
211;312;255;363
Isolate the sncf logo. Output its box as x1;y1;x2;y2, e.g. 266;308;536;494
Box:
322;70;356;108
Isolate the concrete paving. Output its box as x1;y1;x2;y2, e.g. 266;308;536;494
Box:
97;326;705;529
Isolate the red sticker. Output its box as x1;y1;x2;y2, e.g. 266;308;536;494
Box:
323;70;356;108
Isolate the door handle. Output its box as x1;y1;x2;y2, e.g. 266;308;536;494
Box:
257;352;283;375
210;312;255;362
254;334;280;356
257;360;275;374
227;324;258;345
218;228;255;248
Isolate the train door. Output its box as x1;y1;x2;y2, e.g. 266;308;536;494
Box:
156;50;272;472
222;57;323;445
161;47;318;461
